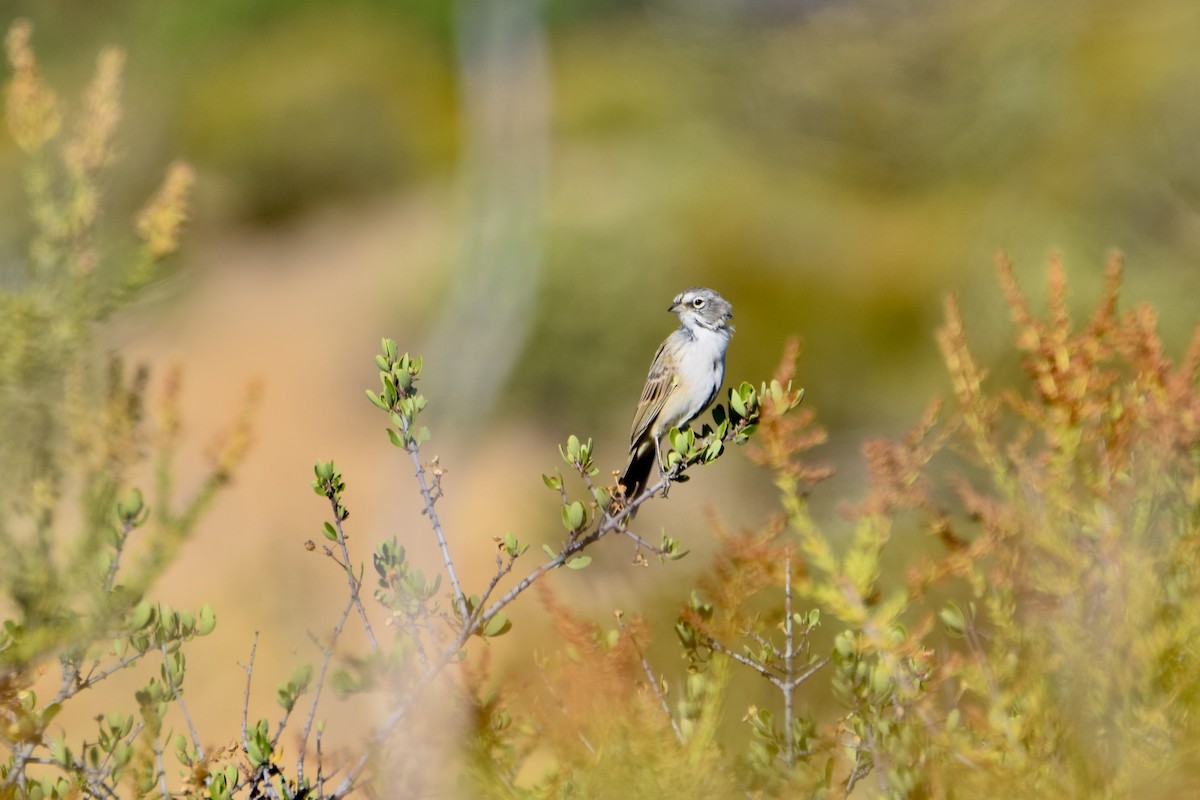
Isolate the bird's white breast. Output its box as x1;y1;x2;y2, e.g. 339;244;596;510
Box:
660;324;730;432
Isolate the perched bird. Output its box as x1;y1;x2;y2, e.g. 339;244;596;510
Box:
618;286;734;506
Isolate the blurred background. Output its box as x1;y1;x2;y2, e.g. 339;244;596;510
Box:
3;0;1200;765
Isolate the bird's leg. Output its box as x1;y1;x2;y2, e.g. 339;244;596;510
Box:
653;435;670;498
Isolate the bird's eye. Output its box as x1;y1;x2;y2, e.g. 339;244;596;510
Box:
692;297;706;308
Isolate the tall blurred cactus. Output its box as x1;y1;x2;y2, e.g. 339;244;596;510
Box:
423;0;549;425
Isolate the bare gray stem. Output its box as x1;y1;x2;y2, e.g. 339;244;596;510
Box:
240;633;258;751
328;504;379;652
619;614;684;745
298;595;356;784
783;553;795;765
398;413;467;617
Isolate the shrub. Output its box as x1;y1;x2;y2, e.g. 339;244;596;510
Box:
5;17;1199;800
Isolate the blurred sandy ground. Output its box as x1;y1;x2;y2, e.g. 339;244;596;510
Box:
4;0;1200;778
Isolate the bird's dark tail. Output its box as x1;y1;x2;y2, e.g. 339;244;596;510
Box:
616;440;656;515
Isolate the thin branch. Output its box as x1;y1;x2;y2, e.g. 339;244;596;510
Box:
706;637;785;687
326;501;379;652
315;721;327;800
474;549;519;618
397;412;467;617
298;595;356;784
538;665;596;754
702;635;828;695
74;647;155;694
783;553;794;765
300;594;355;786
52;652;83;707
618;614;684;745
790;656;830;687
83;722;143;800
747;630;781;657
160;644;204;761
154;737;168;800
270;698;295;751
241;633;258;750
846;752;872;794
102;519;134;594
614;526;669;556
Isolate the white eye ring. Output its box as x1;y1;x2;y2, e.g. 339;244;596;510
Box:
691;297;706;308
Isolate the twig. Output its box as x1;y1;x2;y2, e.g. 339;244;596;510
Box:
615;526;669;556
154;736;168;800
102;519;134;594
473;549;519;618
298;595;356;784
540;664;597;753
84;722;143;800
74;647;155;694
326;502;379;652
160;644;204;761
397;412;467;618
783;553;795;765
315;722;326;799
241;633;258;750
706;637;782;682
618;613;684;744
845;752;871;794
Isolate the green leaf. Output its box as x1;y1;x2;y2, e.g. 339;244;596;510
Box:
561;501;586;532
365;389;387;410
49;736;69;765
112;741;132;770
196;605;217;636
566;555;592;570
559;434;583;466
41;703;62;727
542;544;557;559
669;427;694;453
291;664;314;690
542;472;562;490
481;613;512;637
116;487;145;522
729;387;746;417
330;669;359;698
939;602;966;637
386;428;404;448
129;601;155;630
322;521;338;541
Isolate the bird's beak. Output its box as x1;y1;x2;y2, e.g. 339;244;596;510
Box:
668;301;681;312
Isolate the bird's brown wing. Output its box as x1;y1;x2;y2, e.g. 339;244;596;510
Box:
629;339;677;449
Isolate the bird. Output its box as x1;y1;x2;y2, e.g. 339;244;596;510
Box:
617;286;734;509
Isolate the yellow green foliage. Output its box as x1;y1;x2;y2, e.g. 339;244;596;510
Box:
0;22;251;798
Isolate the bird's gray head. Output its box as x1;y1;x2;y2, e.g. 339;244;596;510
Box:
670;287;734;334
